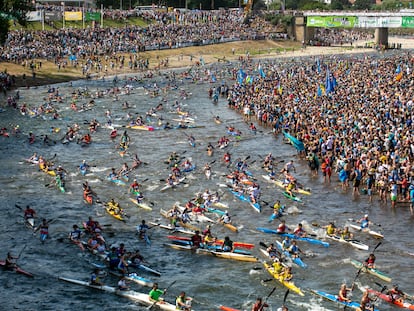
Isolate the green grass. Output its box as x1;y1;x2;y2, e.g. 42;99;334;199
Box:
10;16;151;31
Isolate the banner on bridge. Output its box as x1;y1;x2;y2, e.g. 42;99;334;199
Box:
357;16;402;28
64;11;82;21
402;16;414;28
85;12;101;21
307;16;357;28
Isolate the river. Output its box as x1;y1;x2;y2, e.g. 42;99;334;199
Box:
0;54;413;311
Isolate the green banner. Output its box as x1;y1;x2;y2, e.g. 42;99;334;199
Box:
402;16;414;28
307;16;357;28
85;12;101;22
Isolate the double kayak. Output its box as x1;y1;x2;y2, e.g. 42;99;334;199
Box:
310;289;380;310
262;175;311;195
325;234;369;251
256;228;329;248
263;261;304;296
105;202;126;222
0;260;34;278
58;277;182;310
196;248;258;262
368;288;414;310
228;189;261;213
350;259;392;282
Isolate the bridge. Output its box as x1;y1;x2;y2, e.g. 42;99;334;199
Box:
293;11;414;47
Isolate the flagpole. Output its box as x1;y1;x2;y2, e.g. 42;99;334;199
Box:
100;4;103;28
62;1;65;29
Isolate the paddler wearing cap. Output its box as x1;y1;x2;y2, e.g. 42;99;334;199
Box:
357;214;371;229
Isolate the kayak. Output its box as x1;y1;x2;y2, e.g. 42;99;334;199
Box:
275;240;307;269
268;206;285;222
212;201;229;209
256;228;330;248
196;248;258;262
262;261;304;296
109;270;154;287
228;189;261;213
105;203;125;222
58;277;181;310
128;198;152;211
149;221;195;235
160;208;201;232
167;235;254;250
126;124;155;131
168;239;252;255
182;165;196;173
56;176;65;193
262;175;311;195
219;306;240;311
310;289;380;310
127;261;162;277
0;260;34;278
349;224;384;239
107;176;127;186
326;234;369;251
368;288;414;310
160;177;186;192
283;191;302;203
350;259;391;282
176;204;215;223
25;217;35;230
41;167;56;176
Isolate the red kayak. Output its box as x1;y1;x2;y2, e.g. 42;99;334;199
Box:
368;289;414;310
220;306;241;311
0;260;34;278
167;235;254;249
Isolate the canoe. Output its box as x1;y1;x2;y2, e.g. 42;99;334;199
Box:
58;277;180;310
350;259;391;282
326;234;369;251
160;177;186;192
368;288;414;310
149;222;194;235
196;248;258;262
275;240;307;269
126;124;155;131
228;189;261;213
256;228;329;248
167;235;254;249
262;261;304;296
0;260;34;278
310;289;380;310
105;203;125;222
349;224;384;239
262;175;311;195
128;198;152;211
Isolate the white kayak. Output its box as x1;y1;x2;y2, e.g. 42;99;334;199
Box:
149;221;195;235
349;224;384;239
160;177;186;192
59;277;182;310
325;234;369;251
175;203;216;223
129;198;152;211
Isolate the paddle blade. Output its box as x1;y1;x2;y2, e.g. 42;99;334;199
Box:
373;242;382;252
283;289;290;303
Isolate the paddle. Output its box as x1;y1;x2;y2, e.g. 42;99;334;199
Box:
372;241;382;254
147;280;177;310
15;204;22;211
16;245;27;264
259;286;277;311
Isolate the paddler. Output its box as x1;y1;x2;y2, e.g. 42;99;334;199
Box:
357;214;371;229
108;168;118;180
356;289;374;311
176;291;192;311
281;266;293;281
338;283;352;302
340;226;353;240
117;162;129;178
131;154;142;170
149;283;167;302
117;276;130;291
364;253;376;268
272;200;283;218
38;218;49;244
219;211;232;224
120;131;130;147
79;160;90;173
136;220;149;241
272;258;283;274
285;179;297;197
251;297;268;311
287;240;303;258
293;223;306;237
387;284;405;303
69;225;84;251
4;252;19;270
206;143;214;156
222;236;234;252
223;152;231;166
325;222;337;236
24;205;36;221
277;220;289;234
266;243;280;260
191;230;202;249
28;131;35;144
90;268;103;286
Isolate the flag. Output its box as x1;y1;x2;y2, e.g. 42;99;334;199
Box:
277;82;282;95
317;84;322;97
325;68;334;94
238;69;247;84
396;64;401;74
316;58;321;73
396;71;403;82
211;74;216;83
258;65;266;78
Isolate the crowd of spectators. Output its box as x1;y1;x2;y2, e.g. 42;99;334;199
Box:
309;28;374;46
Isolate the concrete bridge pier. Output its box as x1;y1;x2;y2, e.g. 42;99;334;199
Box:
374;27;388;47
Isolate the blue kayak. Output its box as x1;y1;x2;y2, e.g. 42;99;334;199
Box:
183;164;196;173
268;206;285;222
106;176;126;186
256;227;329;248
229;189;261;213
310;289;380;311
206;207;226;216
275;240;307;269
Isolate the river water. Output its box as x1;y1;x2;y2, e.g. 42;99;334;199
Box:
0;53;413;311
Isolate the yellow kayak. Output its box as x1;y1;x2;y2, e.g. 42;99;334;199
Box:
262;175;311;195
42;167;56;176
263;262;305;296
106;202;125;221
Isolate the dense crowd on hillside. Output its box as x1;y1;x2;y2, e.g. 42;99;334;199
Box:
309;28;374;46
226;52;414;209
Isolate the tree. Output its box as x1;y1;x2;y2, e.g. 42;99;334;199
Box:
0;0;30;45
352;0;375;10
